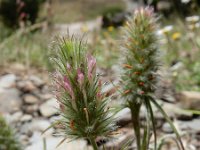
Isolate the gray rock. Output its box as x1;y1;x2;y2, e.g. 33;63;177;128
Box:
11;111;23;122
103;128;134;150
170;62;184;71
17;80;37;92
20;123;33;135
29;131;42;144
39;98;58;117
115;108;131;127
20;119;53;136
23;94;39;104
29;75;45;87
177;91;200;110
19;134;29;146
115;103;179;128
26;137;87;150
24;104;39;114
162;122;173;133
0;88;22;113
0;74;16;88
41;85;50;93
178;119;200;132
31;119;52;132
49;116;62;123
39;93;53;101
154;102;193;120
20;114;32;122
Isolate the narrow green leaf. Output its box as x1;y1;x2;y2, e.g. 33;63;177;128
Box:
41;121;61;135
141;123;148;150
150;97;185;150
145;99;157;150
183;109;200;115
56;137;67;148
120;138;133;150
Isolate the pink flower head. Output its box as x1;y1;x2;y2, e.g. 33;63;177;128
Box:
59;103;65;112
97;92;101;99
53;71;63;90
98;80;102;87
77;68;84;86
63;76;74;98
135;7;154;17
19;12;26;20
20;1;25;8
55;92;60;100
52;72;64;102
145;7;154;17
66;63;71;71
87;54;96;80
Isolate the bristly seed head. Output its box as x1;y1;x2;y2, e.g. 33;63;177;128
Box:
51;37;116;140
121;7;159;102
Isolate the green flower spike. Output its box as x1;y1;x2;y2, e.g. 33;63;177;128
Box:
121;7;185;150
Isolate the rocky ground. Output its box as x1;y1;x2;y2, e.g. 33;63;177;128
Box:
0;64;200;150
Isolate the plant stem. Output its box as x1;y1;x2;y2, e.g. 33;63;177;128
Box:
145;99;157;150
43;138;47;150
89;137;98;150
130;102;142;150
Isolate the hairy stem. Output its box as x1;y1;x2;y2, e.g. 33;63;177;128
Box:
89;137;98;150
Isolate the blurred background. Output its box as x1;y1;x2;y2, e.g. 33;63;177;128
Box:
0;0;200;150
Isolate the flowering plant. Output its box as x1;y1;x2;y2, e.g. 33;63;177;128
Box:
51;37;116;149
121;7;185;150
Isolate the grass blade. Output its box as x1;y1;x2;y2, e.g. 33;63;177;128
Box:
145;98;157;150
150;97;185;150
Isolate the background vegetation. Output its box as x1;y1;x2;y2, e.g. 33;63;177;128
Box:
0;0;200;95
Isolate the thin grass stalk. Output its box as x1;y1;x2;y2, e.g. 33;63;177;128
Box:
89;137;98;150
150;97;185;150
145;98;157;150
142;99;151;150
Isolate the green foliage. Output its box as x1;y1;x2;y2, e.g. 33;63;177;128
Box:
0;29;50;69
169;0;200;17
0;23;12;42
0;116;21;150
101;5;125;28
0;0;42;28
51;37;116;149
159;19;200;91
102;5;124;17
